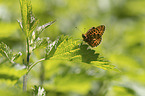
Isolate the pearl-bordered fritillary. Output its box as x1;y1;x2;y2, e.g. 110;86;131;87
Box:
82;25;105;47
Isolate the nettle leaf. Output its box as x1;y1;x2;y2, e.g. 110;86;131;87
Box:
17;19;23;31
48;36;81;61
12;52;22;61
46;35;117;71
19;0;39;37
0;42;22;64
29;17;39;37
0;64;27;86
77;44;118;71
34;20;56;41
29;20;56;51
0;42;13;61
19;0;29;36
46;35;69;59
30;37;50;51
19;0;55;52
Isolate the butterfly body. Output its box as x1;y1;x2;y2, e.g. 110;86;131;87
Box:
82;25;105;47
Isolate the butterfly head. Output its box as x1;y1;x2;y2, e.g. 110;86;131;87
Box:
82;34;88;42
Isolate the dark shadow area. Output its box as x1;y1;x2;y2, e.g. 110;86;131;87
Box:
78;44;99;63
0;74;19;80
0;38;24;48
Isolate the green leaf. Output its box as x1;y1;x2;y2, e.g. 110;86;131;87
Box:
19;0;29;36
19;0;39;37
0;42;22;64
34;20;56;41
48;36;81;61
77;44;118;71
19;0;55;47
30;37;50;51
29;18;39;38
29;20;55;50
17;19;23;31
12;52;22;61
46;35;70;59
0;42;13;62
46;36;117;71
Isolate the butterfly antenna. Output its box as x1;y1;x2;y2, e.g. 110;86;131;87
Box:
84;28;86;33
75;27;82;33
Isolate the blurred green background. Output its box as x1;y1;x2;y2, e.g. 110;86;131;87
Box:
0;0;145;96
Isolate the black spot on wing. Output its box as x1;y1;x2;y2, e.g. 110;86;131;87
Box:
95;28;99;33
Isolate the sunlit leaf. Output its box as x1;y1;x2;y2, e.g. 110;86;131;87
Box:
19;0;39;38
19;0;29;36
46;35;67;59
48;36;80;61
46;35;117;71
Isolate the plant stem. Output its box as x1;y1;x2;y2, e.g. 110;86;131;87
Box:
27;58;45;74
23;38;30;91
40;63;44;86
23;74;27;91
26;38;30;66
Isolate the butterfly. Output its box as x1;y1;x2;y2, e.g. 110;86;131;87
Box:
82;25;105;47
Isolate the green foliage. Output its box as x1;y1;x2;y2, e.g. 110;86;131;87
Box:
0;86;30;96
19;0;55;39
30;20;56;51
0;0;56;92
1;0;145;96
19;0;33;36
0;42;25;86
0;42;22;64
47;35;80;60
0;64;27;86
46;35;67;59
46;35;116;71
34;20;56;41
42;36;117;95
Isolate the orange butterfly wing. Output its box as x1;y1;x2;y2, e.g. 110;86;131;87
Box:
82;25;105;47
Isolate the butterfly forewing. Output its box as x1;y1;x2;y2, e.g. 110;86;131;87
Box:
96;25;105;36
